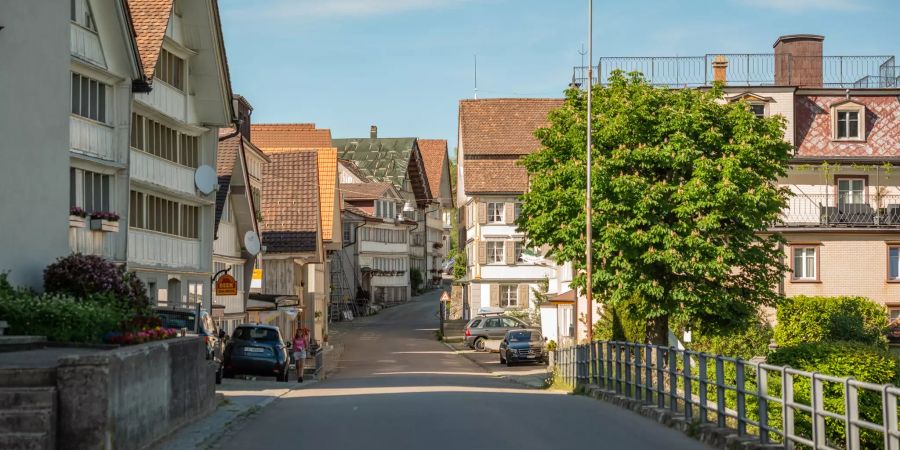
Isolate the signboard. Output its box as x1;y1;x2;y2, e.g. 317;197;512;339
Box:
215;274;238;296
251;269;263;289
440;291;451;302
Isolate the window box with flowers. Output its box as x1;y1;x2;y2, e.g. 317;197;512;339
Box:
69;207;88;228
89;211;120;232
433;242;443;249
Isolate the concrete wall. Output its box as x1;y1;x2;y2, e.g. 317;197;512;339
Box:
0;0;71;289
55;337;216;450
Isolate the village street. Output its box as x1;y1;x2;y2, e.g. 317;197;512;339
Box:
210;290;708;450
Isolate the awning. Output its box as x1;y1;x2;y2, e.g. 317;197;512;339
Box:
549;290;576;304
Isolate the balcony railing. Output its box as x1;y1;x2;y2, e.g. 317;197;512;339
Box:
776;193;900;228
572;55;896;88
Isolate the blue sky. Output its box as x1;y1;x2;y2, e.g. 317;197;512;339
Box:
219;0;900;156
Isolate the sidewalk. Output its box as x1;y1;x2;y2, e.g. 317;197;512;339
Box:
443;340;551;389
148;377;319;450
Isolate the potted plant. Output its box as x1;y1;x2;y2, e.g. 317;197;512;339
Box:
888;319;900;344
69;207;87;228
90;211;120;232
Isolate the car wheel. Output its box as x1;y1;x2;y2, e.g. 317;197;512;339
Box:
506;357;514;367
473;337;486;351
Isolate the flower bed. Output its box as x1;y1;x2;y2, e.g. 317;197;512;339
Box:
103;327;179;345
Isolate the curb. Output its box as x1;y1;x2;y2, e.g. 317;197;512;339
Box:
441;341;549;389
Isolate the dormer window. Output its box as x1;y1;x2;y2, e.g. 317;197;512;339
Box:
728;93;772;119
155;49;185;91
70;0;97;31
749;103;766;118
831;100;866;141
375;199;396;220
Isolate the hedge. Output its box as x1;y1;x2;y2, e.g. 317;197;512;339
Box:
774;295;888;348
593;296;646;343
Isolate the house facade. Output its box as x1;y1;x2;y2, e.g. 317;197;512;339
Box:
125;0;234;309
418;139;455;286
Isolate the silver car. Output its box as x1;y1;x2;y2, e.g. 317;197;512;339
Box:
464;315;527;351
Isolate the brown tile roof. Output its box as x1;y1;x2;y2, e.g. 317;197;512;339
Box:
339;159;371;183
214;132;241;232
417;139;448;200
458;98;563;155
311;148;338;242
343;202;374;219
251;123;333;150
340;182;394;200
261;151;320;253
126;0;174;81
464;158;528;194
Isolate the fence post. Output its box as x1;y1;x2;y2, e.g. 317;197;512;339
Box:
698;353;708;424
736;361;746;436
812;374;826;448
683;351;693;420
645;344;654;404
590;341;598;386
884;386;898;450
757;365;769;444
634;345;643;402
624;344;632;397
784;370;795;450
668;347;677;412
656;346;666;409
716;356;726;428
615;342;622;394
845;380;856;450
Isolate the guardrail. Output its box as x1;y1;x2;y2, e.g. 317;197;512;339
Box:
555;341;900;450
778;194;900;228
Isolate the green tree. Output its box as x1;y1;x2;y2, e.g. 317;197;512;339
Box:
450;248;467;281
518;72;792;345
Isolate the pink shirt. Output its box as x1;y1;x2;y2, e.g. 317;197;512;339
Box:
293;336;307;350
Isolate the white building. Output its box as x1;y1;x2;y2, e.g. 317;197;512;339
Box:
418;139;454;286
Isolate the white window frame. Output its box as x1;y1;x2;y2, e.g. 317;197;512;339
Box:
748;102;767;118
487;202;504;223
486;241;504;264
71;72;110;124
499;285;518;308
836;177;866;206
70;168;112;213
792;246;818;281
832;104;865;141
889;246;900;281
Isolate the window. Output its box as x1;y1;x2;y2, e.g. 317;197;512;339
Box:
890;308;900;322
487;241;504;263
889;246;900;281
130;191;199;239
836;110;860;139
71;73;108;123
500;285;518;308
515;242;525;262
343;223;353;243
70;168;111;213
188;281;204;305
487;203;504;223
749;103;766;118
514;203;522;221
837;178;865;205
792;247;818;281
484;318;502;328
155;49;185;90
70;0;96;30
130;114;199;168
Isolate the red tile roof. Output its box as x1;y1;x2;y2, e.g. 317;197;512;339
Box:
340;183;394;200
458;98;563;156
417;139;448;200
251;123;333;150
464;158;528;194
126;0;174;81
261;151;320;253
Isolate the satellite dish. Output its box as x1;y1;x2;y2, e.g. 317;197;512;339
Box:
244;231;261;256
194;165;217;195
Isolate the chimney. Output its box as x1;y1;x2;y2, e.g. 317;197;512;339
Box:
233;94;253;139
773;34;824;87
370;125;378;139
711;55;728;83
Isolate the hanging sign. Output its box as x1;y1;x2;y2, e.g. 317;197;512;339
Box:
251;269;263;289
215;274;238;296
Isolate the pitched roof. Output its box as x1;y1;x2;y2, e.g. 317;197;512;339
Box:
214;132;241;231
340;182;394;200
458;98;563;155
260;151;320;253
464;158;528;194
417;139;448;200
339;159;371;183
332;138;421;193
251;123;333;150
125;0;174;81
312;148;338;243
343;202;374;219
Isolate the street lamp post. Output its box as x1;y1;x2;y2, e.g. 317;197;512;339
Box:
584;0;594;340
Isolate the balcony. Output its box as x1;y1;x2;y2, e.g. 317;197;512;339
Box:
776;194;900;228
572;55;897;88
130;149;196;196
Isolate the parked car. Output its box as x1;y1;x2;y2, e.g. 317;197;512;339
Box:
464;314;527;351
154;307;224;384
223;324;290;382
499;329;548;366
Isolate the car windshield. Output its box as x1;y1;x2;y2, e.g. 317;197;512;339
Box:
233;327;279;342
508;331;539;342
157;311;196;331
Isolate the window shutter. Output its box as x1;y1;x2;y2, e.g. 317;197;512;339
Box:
478;241;487;265
504;203;514;224
478;202;487;224
505;241;516;265
470;283;481;308
518;284;529;307
490;284;500;307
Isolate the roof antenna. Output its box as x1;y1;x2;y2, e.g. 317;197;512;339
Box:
473;54;478;99
578;43;587;69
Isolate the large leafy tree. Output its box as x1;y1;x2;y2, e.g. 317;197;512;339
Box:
518;72;792;345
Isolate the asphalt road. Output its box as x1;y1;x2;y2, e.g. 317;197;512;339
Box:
214;291;709;450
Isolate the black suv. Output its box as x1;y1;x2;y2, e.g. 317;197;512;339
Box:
154;307;225;384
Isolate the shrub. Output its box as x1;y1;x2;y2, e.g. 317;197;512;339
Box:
593;296;646;343
774;296;888;348
768;342;900;448
409;268;423;292
680;314;773;360
0;274;129;342
43;254;149;312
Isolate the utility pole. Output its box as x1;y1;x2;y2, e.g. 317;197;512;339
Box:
584;0;594;340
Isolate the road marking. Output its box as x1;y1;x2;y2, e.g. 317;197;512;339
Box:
375;359;397;363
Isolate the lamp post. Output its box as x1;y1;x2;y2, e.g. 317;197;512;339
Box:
584;0;594;340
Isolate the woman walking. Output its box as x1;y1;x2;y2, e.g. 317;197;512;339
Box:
292;327;309;382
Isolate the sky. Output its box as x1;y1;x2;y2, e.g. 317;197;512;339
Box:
219;0;900;157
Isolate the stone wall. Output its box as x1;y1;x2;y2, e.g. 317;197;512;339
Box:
56;337;216;450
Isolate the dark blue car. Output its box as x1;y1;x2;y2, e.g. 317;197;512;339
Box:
499;329;549;366
223;324;290;382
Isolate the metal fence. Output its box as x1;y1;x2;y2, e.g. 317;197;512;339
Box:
572;55;896;88
778;194;900;228
555;341;900;450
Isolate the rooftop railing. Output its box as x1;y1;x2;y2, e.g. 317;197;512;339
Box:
572;55;897;88
777;193;900;228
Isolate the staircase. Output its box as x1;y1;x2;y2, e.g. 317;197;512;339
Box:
0;387;56;450
329;252;358;321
